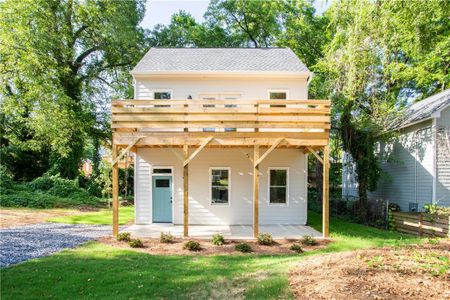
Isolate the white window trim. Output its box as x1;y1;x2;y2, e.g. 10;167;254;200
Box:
151;166;174;176
268;167;289;206
151;89;173;100
267;89;289;100
209;167;231;206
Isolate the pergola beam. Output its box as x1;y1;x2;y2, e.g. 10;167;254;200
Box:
253;145;260;238
322;145;330;238
112;145;119;237
183;144;189;237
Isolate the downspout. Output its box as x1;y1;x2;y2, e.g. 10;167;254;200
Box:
432;118;437;204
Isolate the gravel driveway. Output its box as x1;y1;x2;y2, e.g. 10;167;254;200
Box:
0;223;114;267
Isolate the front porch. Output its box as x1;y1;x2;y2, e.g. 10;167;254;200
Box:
111;98;331;238
124;223;322;239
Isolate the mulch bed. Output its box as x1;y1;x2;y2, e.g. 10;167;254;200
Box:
97;236;330;255
289;241;450;300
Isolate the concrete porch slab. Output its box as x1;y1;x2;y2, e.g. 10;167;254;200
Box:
123;224;322;239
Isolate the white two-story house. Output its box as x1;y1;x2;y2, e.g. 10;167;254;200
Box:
111;48;331;238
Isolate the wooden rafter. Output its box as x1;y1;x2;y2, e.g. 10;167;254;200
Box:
112;137;142;166
254;138;284;167
306;146;324;164
183;136;214;167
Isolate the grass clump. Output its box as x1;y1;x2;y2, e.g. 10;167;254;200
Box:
257;233;274;245
301;235;318;246
235;243;252;253
211;233;225;246
117;232;131;242
183;240;201;251
129;238;144;248
160;232;175;243
290;244;303;253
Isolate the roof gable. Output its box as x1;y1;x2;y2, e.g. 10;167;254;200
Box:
392;89;450;129
131;48;310;75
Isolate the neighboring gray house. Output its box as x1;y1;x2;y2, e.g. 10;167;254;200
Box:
342;89;450;211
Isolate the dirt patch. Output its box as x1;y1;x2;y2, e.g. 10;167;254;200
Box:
0;208;81;228
98;236;329;256
289;241;450;300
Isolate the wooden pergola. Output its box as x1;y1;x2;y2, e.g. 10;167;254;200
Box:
111;99;331;238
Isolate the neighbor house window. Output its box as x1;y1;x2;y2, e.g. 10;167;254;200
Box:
269;168;288;204
210;168;230;205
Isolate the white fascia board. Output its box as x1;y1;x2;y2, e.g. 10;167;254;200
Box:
130;70;312;79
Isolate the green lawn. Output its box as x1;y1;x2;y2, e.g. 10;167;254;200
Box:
47;206;134;225
1;212;420;300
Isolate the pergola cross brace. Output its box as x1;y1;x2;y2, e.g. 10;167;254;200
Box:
306;146;323;165
183;136;214;167
254;138;284;167
112;137;142;166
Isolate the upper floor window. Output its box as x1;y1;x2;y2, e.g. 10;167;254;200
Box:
269;91;288;100
154;91;171;99
268;90;288;107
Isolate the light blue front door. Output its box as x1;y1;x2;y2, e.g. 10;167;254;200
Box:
152;176;172;222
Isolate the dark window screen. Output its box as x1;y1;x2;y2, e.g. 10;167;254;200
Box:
155;179;170;188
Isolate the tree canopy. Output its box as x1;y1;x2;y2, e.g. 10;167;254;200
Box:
0;0;147;179
1;0;448;213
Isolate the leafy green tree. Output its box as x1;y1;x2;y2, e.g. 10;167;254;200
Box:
0;0;147;179
320;0;449;216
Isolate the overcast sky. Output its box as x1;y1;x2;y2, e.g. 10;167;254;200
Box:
141;0;330;30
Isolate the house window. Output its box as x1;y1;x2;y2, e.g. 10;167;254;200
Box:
153;91;171;107
269;91;287;100
210;168;230;205
269;168;288;204
269;90;288;107
154;92;171;99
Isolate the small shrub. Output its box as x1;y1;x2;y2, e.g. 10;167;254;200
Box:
117;232;131;242
160;232;175;243
290;244;303;253
428;238;440;245
183;240;201;251
257;233;274;245
129;238;144;248
424;204;450;216
235;243;252;253
301;235;318;246
211;234;225;246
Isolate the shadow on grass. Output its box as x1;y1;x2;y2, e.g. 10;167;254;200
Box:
308;211;420;252
1;242;298;300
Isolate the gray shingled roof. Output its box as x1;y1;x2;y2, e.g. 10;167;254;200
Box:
392;89;450;129
131;48;310;74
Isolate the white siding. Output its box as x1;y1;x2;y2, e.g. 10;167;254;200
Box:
134;76;308;100
436;106;450;207
370;120;434;211
135;148;307;225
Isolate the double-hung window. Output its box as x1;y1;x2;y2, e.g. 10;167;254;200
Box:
269;168;288;204
210;168;230;205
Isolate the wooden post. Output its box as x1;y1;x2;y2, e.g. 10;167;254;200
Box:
418;212;423;237
183;144;189;237
112;145;119;237
253;145;260;238
322;145;330;238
